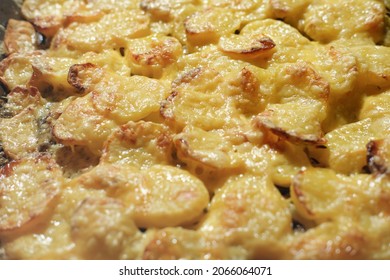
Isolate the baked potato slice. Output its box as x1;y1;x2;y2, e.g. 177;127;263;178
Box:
76;163;209;228
0;156;62;234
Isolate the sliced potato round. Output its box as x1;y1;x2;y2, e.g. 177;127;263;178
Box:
4;19;37;55
0;156;63;233
199;174;291;246
309;118;389;175
291;168;390;222
91;74;169;124
101;121;173;169
287;219;368;260
298;0;385;43
360;90;390;120
0;53;37;90
66;64;170;125
207;0;264;12
240;19;310;47
254;98;327;145
161;66;245;131
136;165;209;227
218;33;276;59
22;0;81;36
77;164;209;228
173;126;245;171
269;0;311;25
71;197;142;260
142;227;245;260
52;93;118;155
184;8;241;47
51;10;150;52
126;34;183;78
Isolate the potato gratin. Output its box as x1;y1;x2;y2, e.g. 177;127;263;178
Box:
0;0;389;260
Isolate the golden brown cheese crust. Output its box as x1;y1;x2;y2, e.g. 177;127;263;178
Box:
0;0;390;260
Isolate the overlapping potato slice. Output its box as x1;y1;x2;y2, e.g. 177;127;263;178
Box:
287;219;369;259
242;20;358;97
204;0;269;19
125;34;182;78
291;168;390;223
218;33;276;59
2;183;106;259
0;52;40;90
173;126;245;173
269;0;311;25
29;58;78;97
29;50;131;98
0;156;62;234
141;0;200;20
199;175;291;253
298;45;358;98
176;46;265;103
240;19;359;100
298;0;385;43
255;60;329;105
143;228;211;260
128;164;207;227
297;217;390;260
184;8;241;48
52;93;117;154
52;10;150;53
0;49;131;96
71;197;143;259
255;98;326;144
306;90;388;172
161;66;246;131
140;0;201;44
346;45;390;90
143;227;247;260
360;90;390;120
101;121;173;169
1;86;43;117
240;19;310;48
90;75;168;124
309;117;390;174
54;64;169;153
166;48;329;144
254;62;329;144
289;175;390;259
76;164;209;228
173;127;309;189
68;63;168;123
22;0;142;37
175;43;250;76
0;87;51;159
67;0;140;22
4;19;37;55
22;0;81;36
0;106;39;158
